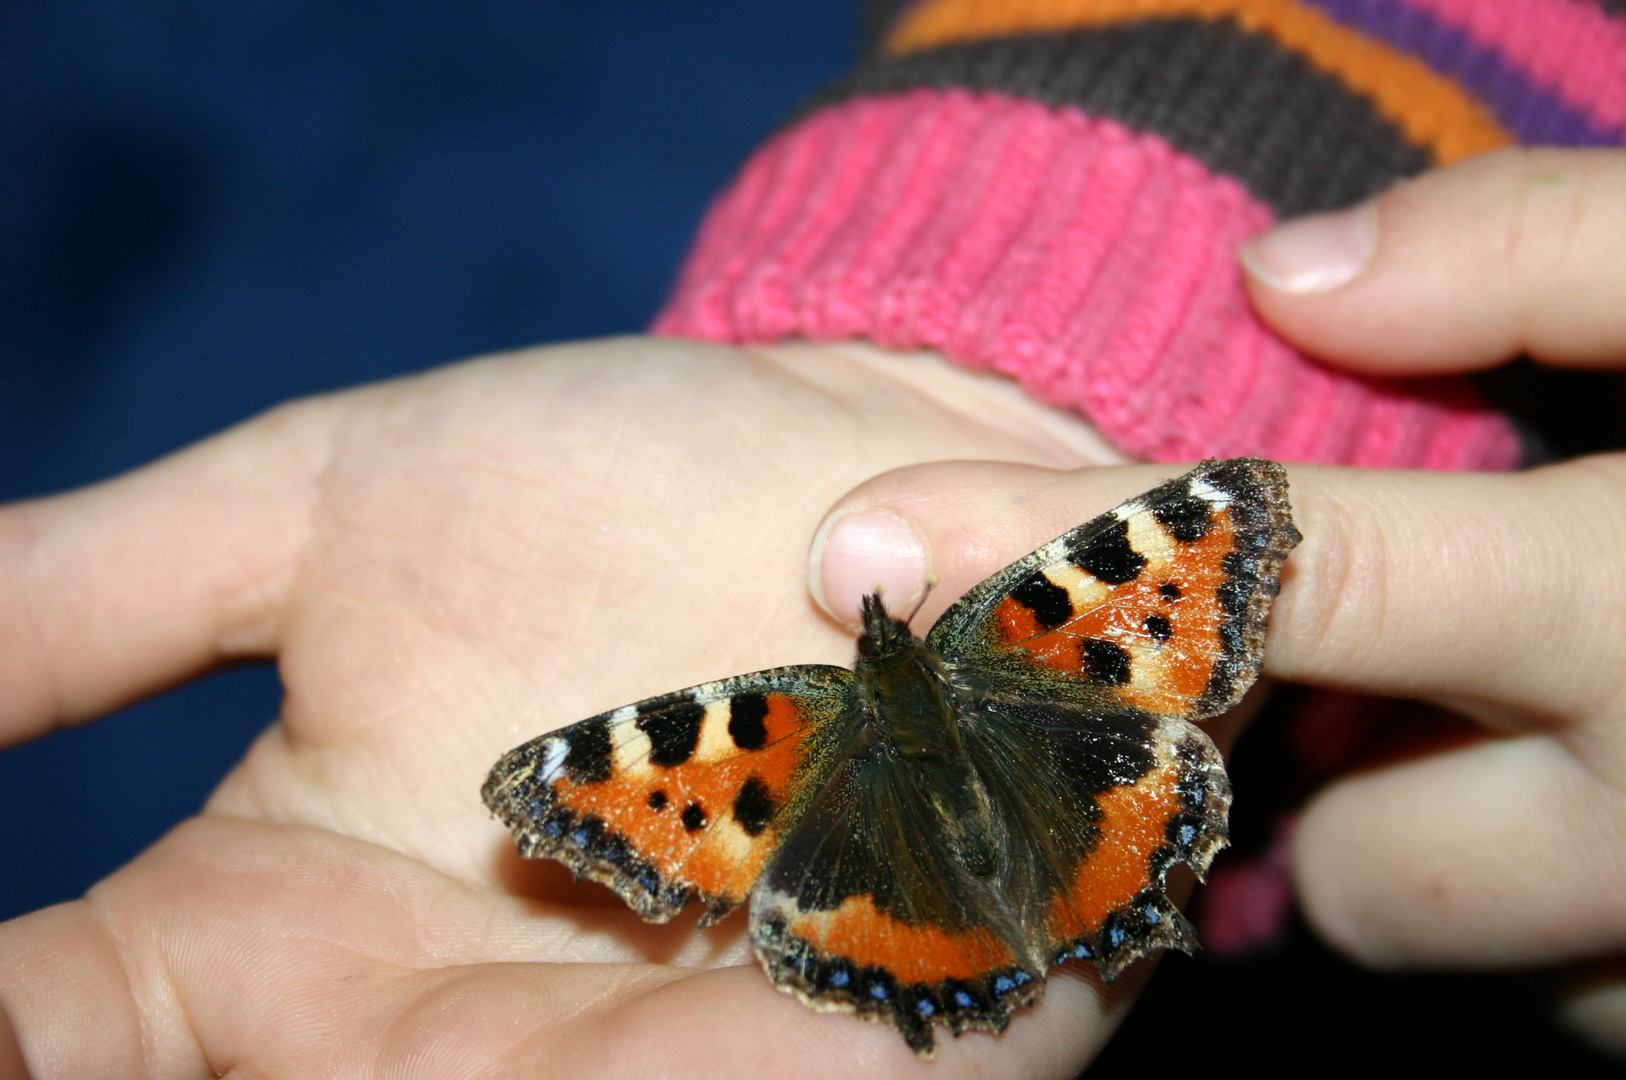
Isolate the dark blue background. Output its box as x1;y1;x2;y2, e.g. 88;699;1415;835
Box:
0;2;858;917
0;0;853;922
0;3;1615;1074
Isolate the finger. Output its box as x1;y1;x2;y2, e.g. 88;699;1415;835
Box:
1239;148;1626;373
1269;457;1626;735
811;457;1626;732
1557;965;1626;1060
1293;730;1626;969
0;397;341;749
0;814;1121;1080
0;815;683;1080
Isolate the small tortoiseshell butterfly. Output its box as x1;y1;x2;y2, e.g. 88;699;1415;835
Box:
483;459;1299;1055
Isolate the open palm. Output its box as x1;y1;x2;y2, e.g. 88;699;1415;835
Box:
0;337;1131;1080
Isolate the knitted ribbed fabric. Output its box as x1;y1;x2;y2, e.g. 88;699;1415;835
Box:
657;0;1626;469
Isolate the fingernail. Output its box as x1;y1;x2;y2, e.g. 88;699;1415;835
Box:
811;509;927;627
1240;202;1378;295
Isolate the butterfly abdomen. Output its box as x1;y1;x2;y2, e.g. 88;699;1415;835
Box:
855;627;1006;881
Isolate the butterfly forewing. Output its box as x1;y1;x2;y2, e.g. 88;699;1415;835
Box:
927;458;1300;722
483;665;854;922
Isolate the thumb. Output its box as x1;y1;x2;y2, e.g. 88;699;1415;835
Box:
809;461;1174;630
1239;147;1626;374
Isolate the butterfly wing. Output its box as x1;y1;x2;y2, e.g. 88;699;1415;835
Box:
928;458;1298;975
483;665;854;923
927;457;1300;722
955;696;1231;979
749;739;1045;1057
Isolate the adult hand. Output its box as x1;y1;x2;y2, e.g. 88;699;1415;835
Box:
810;148;1626;1053
0;337;1131;1080
1243;145;1626;1053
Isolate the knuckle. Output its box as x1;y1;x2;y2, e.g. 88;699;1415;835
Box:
1557;457;1626;721
1271;484;1391;681
1475;149;1601;319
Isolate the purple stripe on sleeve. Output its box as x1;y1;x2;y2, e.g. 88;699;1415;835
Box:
1307;0;1623;145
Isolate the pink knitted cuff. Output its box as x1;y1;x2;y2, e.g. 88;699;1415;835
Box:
655;90;1523;470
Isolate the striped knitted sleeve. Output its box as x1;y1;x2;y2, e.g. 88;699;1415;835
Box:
656;0;1626;470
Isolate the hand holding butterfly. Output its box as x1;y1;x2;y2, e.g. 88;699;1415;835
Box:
0;338;1163;1079
811;148;1626;1053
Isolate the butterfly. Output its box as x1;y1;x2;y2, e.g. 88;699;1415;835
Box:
482;458;1299;1055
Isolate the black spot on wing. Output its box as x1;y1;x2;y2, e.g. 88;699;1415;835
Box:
1010;573;1074;630
1145;614;1173;642
647;789;668;811
728;693;770;750
562;717;613;784
1071;518;1146;585
637;698;704;767
733;774;776;836
1153;495;1213;542
1160;582;1183;601
682;802;708;832
1080;639;1133;685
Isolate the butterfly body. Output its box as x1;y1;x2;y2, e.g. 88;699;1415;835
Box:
852;597;1004;878
483;459;1300;1055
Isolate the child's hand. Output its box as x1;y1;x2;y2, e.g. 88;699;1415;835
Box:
811;148;1626;1052
0;338;1127;1080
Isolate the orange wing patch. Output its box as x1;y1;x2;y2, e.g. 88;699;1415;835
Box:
1000;508;1240;718
782;894;1017;985
1045;760;1184;942
1042;714;1231;978
559;693;806;903
751;884;1043;1056
563;693;800;906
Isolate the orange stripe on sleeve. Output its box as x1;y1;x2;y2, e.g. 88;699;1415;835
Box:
886;0;1512;164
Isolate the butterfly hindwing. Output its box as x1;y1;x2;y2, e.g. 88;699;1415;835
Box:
750;738;1044;1055
748;635;1236;1055
957;696;1229;978
482;665;854;923
928;458;1300;721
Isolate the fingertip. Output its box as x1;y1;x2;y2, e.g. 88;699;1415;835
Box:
809;508;928;629
809;461;1167;631
1238;197;1440;377
1238;213;1422;378
1558;968;1626;1061
1239;202;1377;297
1242;148;1626;375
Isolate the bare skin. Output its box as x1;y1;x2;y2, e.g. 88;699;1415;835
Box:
0;338;1136;1080
810;148;1626;1058
7;143;1621;1077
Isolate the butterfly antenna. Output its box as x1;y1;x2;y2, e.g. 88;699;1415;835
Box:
903;576;937;628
